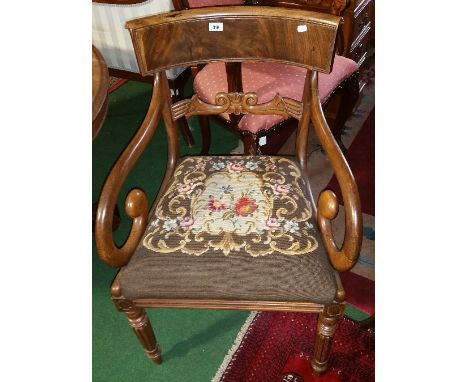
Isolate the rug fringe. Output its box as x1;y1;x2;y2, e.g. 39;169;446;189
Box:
211;311;258;382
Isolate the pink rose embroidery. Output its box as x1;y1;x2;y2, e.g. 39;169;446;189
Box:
208;198;228;212
273;183;291;196
265;217;280;231
227;162;243;173
177;181;196;195
194;162;205;171
265;162;276;171
179;216;195;229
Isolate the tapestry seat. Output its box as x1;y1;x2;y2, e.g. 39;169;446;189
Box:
120;156;337;304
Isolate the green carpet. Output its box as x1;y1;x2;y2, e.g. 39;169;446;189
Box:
92;80;369;382
92;81;248;382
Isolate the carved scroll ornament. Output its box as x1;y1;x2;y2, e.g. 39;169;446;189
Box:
172;92;302;121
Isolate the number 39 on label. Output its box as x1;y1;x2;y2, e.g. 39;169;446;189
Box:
209;22;223;31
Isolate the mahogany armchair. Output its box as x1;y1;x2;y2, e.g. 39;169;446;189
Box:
95;6;362;377
172;0;360;154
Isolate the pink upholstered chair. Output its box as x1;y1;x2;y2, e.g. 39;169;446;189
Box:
173;0;360;154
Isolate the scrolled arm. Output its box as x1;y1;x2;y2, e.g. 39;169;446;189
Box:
310;71;362;272
95;73;164;268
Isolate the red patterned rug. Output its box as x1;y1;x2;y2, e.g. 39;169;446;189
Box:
340;272;374;316
216;313;374;382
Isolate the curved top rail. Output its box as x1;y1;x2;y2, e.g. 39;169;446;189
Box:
126;6;340;75
126;6;340;28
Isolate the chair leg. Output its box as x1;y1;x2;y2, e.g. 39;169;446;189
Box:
242;134;258;155
178;117;194;148
113;297;162;365
311;303;344;376
199;115;211;155
170;84;194;148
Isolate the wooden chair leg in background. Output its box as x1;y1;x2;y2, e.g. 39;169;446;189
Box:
311;303;345;376
242;133;258;155
177;117;194;148
111;282;162;365
170;79;194;148
199;115;211;155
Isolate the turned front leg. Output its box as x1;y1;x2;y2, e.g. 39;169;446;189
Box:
311;303;344;376
113;298;162;364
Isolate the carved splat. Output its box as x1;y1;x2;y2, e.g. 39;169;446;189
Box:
171;92;303;121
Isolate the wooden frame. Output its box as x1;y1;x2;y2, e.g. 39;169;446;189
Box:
171;0;359;154
95;7;362;377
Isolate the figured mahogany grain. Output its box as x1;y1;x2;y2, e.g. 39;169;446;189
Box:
127;7;340;75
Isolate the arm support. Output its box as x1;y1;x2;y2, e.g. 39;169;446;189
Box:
95;73;164;268
310;71;362;272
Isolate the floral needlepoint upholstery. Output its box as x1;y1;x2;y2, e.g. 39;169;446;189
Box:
120;156;337;303
145;156;317;257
